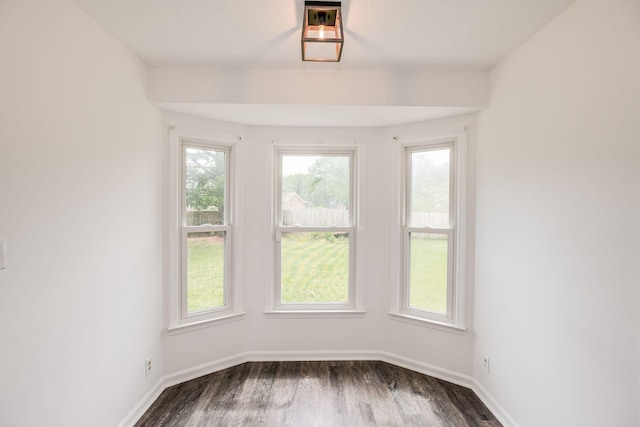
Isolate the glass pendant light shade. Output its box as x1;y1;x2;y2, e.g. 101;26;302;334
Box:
301;1;344;62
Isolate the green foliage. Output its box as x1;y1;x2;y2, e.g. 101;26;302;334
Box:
307;156;349;208
282;156;349;209
282;173;315;198
309;232;347;243
185;148;225;212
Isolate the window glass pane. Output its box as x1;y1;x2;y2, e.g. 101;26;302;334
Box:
280;232;349;304
411;149;450;228
409;232;448;314
185;147;225;226
186;231;225;313
281;155;350;226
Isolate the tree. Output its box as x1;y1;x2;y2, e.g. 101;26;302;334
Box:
281;156;350;209
306;156;349;209
185;148;225;212
282;173;315;200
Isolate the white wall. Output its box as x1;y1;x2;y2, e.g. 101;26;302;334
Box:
7;0;637;424
0;1;477;423
474;0;640;425
161;114;476;382
0;1;164;426
150;68;489;108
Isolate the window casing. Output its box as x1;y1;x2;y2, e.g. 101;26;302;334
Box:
273;147;358;311
169;129;241;331
395;135;466;330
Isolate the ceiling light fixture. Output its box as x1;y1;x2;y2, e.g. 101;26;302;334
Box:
301;1;344;62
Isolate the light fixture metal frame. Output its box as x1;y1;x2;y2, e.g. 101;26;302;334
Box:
301;1;344;62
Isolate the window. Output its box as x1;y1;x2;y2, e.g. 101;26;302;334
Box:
181;144;231;316
169;129;242;331
396;136;466;329
273;148;357;311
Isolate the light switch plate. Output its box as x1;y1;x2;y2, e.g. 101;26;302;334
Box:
0;240;6;269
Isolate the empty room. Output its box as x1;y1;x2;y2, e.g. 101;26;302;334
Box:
0;0;638;426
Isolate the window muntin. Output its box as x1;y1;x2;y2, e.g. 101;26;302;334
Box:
275;150;356;309
404;143;456;321
181;143;232;318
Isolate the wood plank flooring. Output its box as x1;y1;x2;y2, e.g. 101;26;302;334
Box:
135;361;501;427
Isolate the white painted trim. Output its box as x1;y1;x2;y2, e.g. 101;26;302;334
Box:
272;146;361;311
167;126;181;330
393;129;468;329
263;139;277;311
246;350;382;363
353;140;366;312
116;378;165;427
119;350;498;427
262;310;367;318
454;128;468;328
472;380;521;427
163;352;250;389
167;311;246;335
378;351;472;388
168;127;243;329
166;350;475;392
387;311;466;335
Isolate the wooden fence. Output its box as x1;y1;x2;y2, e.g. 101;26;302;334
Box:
186;209;448;228
410;212;449;228
283;209;350;226
186;210;223;226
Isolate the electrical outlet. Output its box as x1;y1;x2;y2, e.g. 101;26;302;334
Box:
482;354;490;374
0;240;6;270
145;356;152;377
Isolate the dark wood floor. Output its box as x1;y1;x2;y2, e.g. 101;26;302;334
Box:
135;361;501;427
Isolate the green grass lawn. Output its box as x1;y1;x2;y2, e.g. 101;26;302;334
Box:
280;232;349;303
186;233;448;313
186;234;225;313
409;235;448;314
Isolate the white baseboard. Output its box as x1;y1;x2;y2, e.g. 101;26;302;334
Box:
246;349;381;362
472;379;520;427
163;352;249;388
377;351;473;388
117;378;165;427
119;351;515;427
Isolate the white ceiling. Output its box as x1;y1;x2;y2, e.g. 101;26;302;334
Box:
72;0;577;126
73;0;576;69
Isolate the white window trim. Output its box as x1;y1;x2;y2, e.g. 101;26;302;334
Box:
266;145;364;314
168;126;244;332
389;129;467;331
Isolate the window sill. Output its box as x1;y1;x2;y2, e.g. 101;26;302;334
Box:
167;311;246;335
388;311;466;335
263;309;367;319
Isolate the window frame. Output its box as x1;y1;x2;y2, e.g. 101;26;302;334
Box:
180;142;232;318
391;132;467;331
272;146;359;312
168;127;243;332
